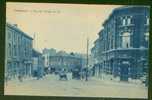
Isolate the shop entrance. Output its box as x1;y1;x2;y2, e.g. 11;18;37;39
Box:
120;63;129;81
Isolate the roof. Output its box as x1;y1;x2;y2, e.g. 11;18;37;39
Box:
6;22;33;40
49;55;82;60
32;49;42;57
114;6;150;12
102;6;150;26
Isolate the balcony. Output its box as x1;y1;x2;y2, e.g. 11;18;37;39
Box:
118;24;134;28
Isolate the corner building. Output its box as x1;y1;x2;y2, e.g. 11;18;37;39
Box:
91;6;149;81
5;23;33;80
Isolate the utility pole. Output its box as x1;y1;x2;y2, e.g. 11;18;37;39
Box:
85;37;89;81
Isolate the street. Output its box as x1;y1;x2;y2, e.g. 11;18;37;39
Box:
5;74;148;98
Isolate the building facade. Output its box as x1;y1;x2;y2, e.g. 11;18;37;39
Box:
5;23;33;80
49;55;83;73
42;49;85;74
32;49;44;78
91;6;149;81
42;48;56;69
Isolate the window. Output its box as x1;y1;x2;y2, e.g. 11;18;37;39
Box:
127;17;131;25
24;48;26;57
122;32;131;48
146;16;149;25
145;32;149;42
8;31;11;39
122;18;126;26
8;43;11;57
13;32;15;42
14;45;17;56
110;36;114;49
122;16;132;26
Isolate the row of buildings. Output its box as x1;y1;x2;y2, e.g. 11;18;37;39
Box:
42;49;86;78
5;23;86;80
91;6;150;82
5;23;44;80
43;48;93;72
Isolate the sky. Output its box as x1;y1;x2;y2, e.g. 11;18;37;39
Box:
6;2;122;54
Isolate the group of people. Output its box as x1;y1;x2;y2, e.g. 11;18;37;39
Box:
58;69;72;80
36;67;91;81
5;74;23;84
57;68;90;81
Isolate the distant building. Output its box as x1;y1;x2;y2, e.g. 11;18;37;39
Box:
42;49;84;73
49;55;82;72
5;23;33;79
42;48;56;68
32;49;44;78
91;6;149;81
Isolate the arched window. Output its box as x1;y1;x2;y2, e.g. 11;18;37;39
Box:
122;32;131;48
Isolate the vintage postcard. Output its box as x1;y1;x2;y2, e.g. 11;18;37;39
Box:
5;2;149;98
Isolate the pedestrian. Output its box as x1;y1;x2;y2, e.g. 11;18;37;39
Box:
18;75;23;82
5;75;9;86
80;71;85;80
67;72;72;80
59;68;67;80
